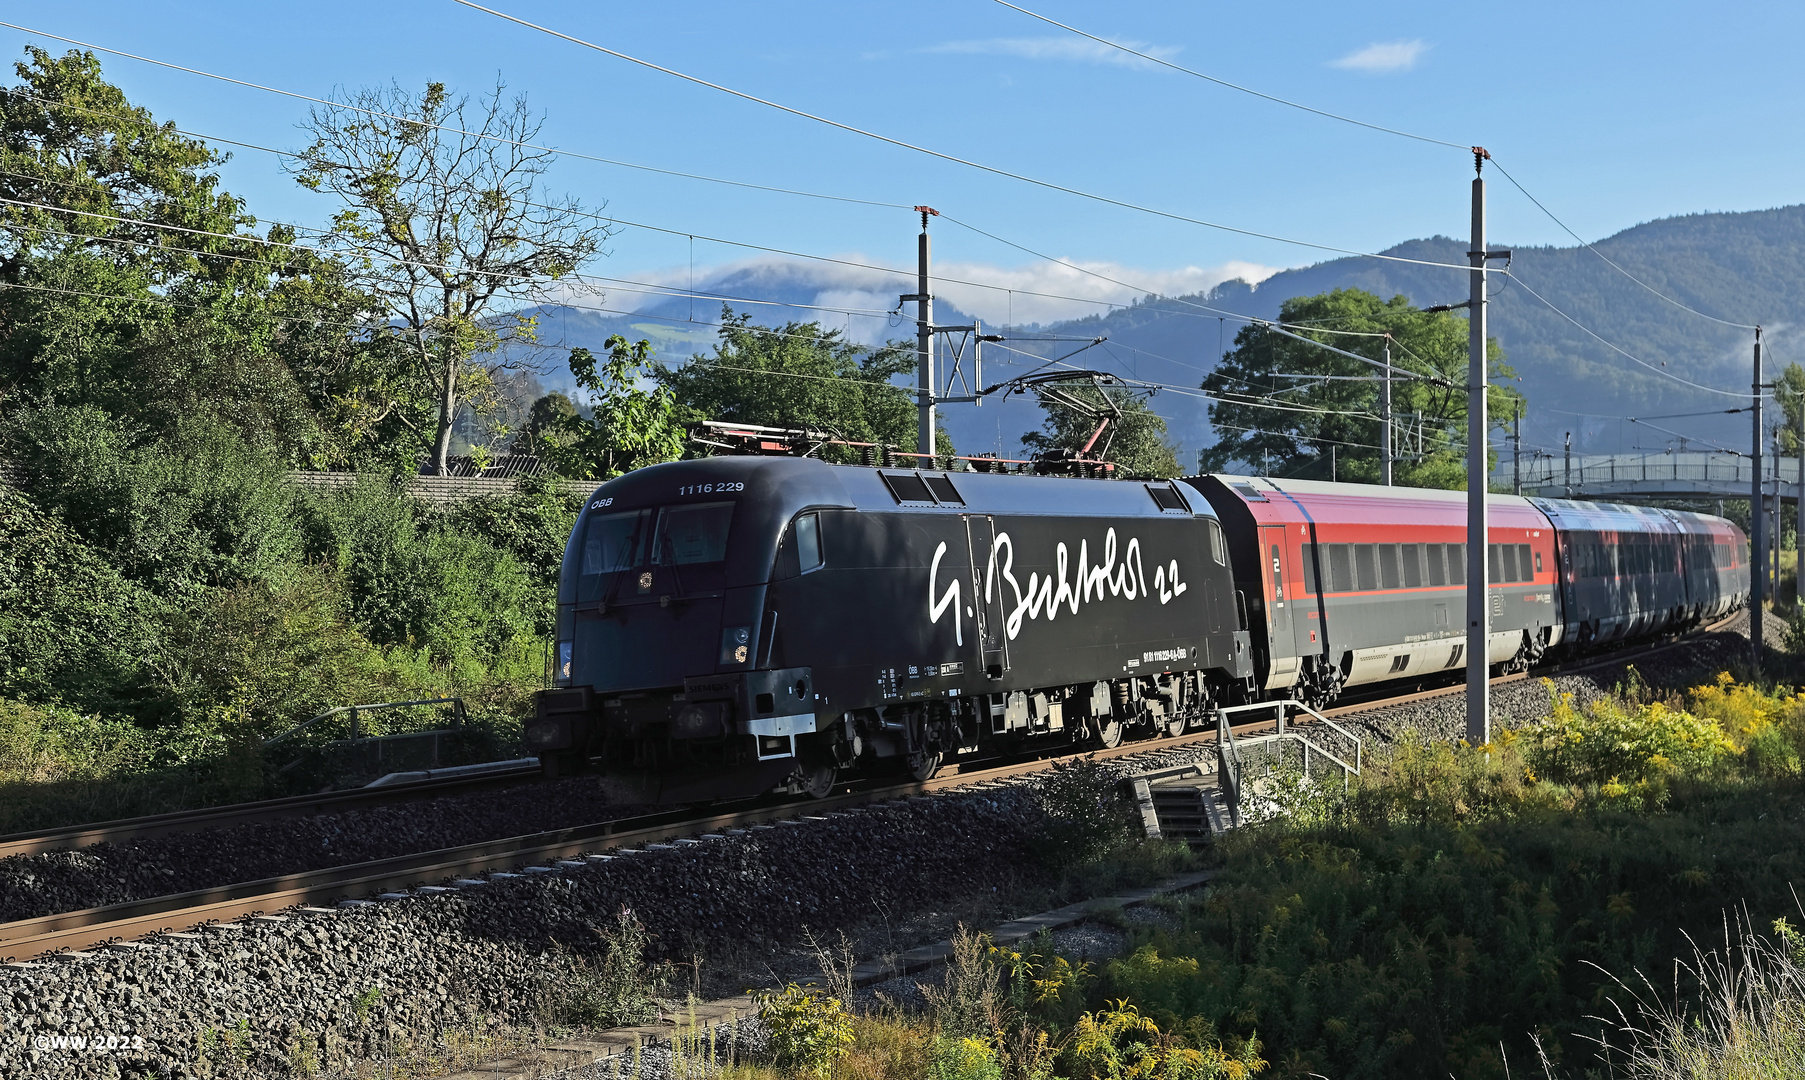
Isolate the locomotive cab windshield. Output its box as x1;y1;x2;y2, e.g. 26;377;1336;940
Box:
576;501;736;600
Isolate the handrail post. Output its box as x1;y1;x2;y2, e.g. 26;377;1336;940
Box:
349;706;360;741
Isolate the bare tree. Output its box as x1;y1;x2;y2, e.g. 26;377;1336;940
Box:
291;79;610;474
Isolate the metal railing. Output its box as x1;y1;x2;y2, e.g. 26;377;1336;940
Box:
1214;699;1364;825
265;697;467;747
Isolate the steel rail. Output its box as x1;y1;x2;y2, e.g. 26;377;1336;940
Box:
0;611;1747;961
0;763;542;860
0;740;1184;961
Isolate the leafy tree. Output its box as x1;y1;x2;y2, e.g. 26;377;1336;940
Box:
662;307;951;461
291;78;611;475
529;336;687;479
0;47;400;466
1198;289;1522;488
1775;362;1805;455
508;391;580;457
1019;379;1181;479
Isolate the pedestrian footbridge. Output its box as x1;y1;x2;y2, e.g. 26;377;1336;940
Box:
1496;452;1802;503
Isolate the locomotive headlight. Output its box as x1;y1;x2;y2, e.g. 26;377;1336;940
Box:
719;626;752;665
556;641;573;684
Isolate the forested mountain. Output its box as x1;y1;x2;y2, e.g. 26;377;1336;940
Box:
553;205;1805;466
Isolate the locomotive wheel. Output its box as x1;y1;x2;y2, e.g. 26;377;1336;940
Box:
802;764;837;799
1097;718;1123;749
1164;714;1187;738
907;751;943;781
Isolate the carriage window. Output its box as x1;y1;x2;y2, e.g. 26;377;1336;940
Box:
1533;548;1542;575
1448;544;1467;586
652;502;735;565
1378;544;1400;589
1519;545;1534;579
1328;544;1352;593
1488;544;1503;583
1355;545;1378;591
1425;543;1447;587
1300;544;1318;594
1402;544;1423;588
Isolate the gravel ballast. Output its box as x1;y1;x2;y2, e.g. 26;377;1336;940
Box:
1;785;1061;1079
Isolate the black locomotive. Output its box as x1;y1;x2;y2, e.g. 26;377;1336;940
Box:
528;456;1252;800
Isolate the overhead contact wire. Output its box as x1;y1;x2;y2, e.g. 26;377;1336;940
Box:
446;0;1476;272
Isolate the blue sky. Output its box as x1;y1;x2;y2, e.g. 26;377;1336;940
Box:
4;1;1801;326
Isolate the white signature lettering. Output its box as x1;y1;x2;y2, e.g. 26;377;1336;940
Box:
929;542;963;646
945;527;1176;644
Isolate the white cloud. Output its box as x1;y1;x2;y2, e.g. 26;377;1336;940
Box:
924;36;1178;69
573;255;1282;346
930;257;1280;326
1329;40;1428;73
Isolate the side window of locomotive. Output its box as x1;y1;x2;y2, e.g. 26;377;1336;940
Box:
774;512;825;578
1207;520;1226;565
652;502;735;565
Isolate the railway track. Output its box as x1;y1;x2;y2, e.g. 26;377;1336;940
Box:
0;760;543;861
0;611;1747;963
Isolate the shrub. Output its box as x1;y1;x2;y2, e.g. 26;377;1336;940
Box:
4;404;303;599
1524;685;1735;789
1032;758;1140;867
433;475;581;596
754;983;855;1079
0;480;167;717
299;476;540;667
555;906;671;1029
158;564;396;743
921;927;1004;1041
929;1036;1003;1080
1061;1003;1263;1080
0;697;151;786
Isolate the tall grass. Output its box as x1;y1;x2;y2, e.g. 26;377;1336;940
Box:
1582;914;1805;1078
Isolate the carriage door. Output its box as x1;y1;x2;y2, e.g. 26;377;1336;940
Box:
1259;526;1293;656
965;515;1010;678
